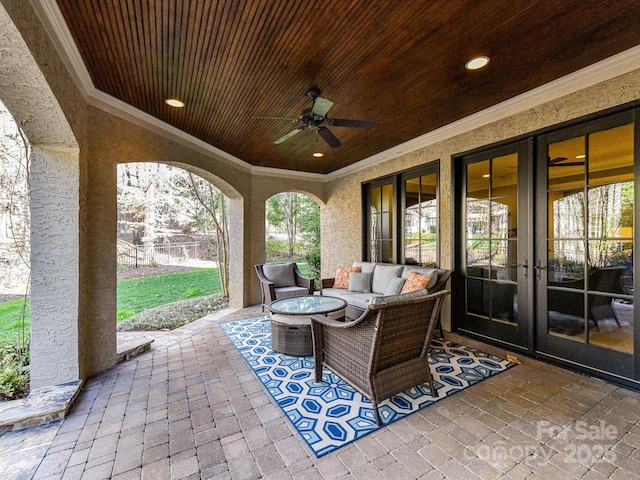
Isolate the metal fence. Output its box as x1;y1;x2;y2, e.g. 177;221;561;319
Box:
117;240;215;268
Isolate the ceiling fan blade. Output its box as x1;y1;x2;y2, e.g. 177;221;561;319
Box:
274;127;305;144
548;156;569;165
311;97;334;117
254;115;300;122
317;126;341;148
328;118;376;129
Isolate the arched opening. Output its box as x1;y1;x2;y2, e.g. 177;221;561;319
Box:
265;191;321;285
0;100;30;399
115;162;231;332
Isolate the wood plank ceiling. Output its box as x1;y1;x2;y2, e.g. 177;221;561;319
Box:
57;0;640;174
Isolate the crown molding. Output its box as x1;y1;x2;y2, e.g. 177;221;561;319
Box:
327;44;640;181
34;1;640;183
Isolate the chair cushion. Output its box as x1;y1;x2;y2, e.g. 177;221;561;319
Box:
371;264;404;294
274;286;309;299
384;276;406;295
402;266;438;290
348;272;373;293
401;271;432;294
262;263;296;287
333;266;361;289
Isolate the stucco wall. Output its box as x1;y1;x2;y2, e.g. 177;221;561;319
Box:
323;69;640;330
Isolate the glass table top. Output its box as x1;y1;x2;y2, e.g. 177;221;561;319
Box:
270;295;347;315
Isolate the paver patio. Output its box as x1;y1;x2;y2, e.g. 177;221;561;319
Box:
9;305;640;479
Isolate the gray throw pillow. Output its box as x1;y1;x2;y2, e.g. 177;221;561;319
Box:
384;276;405;295
348;272;373;293
262;263;296;288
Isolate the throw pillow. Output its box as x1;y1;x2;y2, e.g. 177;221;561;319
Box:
333;266;361;289
348;272;373;293
400;271;431;294
402;266;438;290
384;276;405;295
262;263;296;288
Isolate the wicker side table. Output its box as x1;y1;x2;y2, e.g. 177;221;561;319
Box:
269;295;347;356
270;314;314;356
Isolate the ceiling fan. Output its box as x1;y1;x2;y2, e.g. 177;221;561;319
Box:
254;88;376;148
548;156;585;167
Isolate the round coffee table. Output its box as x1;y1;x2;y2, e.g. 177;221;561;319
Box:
269;296;347;356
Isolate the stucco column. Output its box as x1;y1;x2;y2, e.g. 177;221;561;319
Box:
29;146;81;389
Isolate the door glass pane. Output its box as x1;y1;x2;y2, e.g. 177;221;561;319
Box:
465;155;517;327
548;136;585;188
404;173;437;266
589;124;634;184
546;123;634;353
370;181;394;263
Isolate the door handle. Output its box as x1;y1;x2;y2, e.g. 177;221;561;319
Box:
514;259;528;279
533;260;546;280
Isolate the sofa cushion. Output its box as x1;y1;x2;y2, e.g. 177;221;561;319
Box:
371;264;404;294
401;271;431;294
262;263;295;288
352;261;377;275
402;266;438;290
345;292;384;310
348;272;373;293
333;266;361;289
384;276;406;295
370;288;431;306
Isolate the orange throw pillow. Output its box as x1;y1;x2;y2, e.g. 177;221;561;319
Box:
333;266;361;289
400;271;431;294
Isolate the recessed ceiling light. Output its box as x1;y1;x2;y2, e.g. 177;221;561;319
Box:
465;56;490;70
165;98;185;108
312;152;324;158
576;154;586;159
482;174;490;178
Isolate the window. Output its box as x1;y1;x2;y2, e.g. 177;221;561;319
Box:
363;162;439;265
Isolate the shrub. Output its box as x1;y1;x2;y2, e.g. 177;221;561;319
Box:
182;287;204;298
305;248;321;288
0;343;29;399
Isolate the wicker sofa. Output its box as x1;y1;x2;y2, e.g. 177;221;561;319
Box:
311;289;450;425
319;261;452;321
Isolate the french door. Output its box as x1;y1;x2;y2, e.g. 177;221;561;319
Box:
455;140;533;350
455;109;638;384
535;111;637;379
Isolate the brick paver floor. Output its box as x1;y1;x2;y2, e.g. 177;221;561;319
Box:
27;306;640;479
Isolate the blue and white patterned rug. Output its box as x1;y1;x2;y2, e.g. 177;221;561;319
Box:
220;315;514;457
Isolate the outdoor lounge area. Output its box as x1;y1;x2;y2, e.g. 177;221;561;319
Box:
3;304;640;479
1;1;640;478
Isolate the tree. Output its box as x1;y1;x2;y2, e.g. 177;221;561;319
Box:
266;192;319;259
168;171;230;296
0;102;30;353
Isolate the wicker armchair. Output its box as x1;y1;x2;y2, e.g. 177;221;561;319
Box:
311;289;450;426
255;262;315;311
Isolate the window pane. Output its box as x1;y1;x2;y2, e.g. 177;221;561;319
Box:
587;183;633;238
588;123;634;184
548;136;585;188
492;153;518;196
467;160;490;198
549;189;584;240
491;199;514;239
548;240;585;282
467;199;490;238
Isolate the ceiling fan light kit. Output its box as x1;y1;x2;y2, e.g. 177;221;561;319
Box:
255;88;376;148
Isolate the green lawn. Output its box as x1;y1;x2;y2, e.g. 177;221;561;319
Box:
0;268;222;343
116;268;221;320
